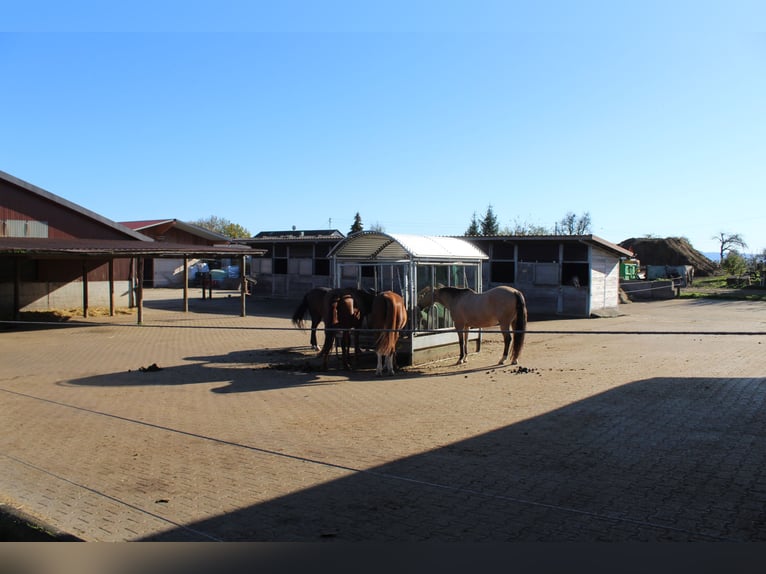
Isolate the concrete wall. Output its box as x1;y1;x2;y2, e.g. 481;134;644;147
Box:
621;280;676;300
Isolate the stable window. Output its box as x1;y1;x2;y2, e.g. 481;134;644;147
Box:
518;243;558;262
490;261;515;283
563;243;589;262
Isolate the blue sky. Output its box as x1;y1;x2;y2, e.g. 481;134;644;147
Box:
3;1;765;254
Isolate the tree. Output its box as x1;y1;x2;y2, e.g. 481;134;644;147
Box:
722;251;748;276
713;232;747;263
464;212;481;236
350;212;364;234
480;205;499;236
192;216;251;238
503;217;550;236
554;211;592;235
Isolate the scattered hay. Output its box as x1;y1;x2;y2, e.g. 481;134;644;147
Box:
18;307;135;322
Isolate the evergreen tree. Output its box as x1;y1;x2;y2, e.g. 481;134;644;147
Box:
480;205;499;236
350;212;364;234
465;212;480;236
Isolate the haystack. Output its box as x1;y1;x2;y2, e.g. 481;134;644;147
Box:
619;237;717;276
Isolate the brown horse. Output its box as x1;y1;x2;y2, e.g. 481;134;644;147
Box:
291;287;331;350
369;291;407;376
318;288;375;370
433;285;527;366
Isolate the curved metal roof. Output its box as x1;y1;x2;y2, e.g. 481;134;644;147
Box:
329;232;488;261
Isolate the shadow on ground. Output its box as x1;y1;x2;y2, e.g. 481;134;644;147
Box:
59;343;426;393
137;375;766;542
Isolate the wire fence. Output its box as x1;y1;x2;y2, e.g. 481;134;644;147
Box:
2;319;764;337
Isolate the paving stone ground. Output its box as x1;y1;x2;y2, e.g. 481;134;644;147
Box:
1;290;765;541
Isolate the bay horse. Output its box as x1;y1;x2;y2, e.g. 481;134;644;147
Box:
318;288;375;370
291;287;331;350
369;291;407;376
432;285;527;366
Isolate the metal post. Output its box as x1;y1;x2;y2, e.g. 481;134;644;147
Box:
108;259;115;316
240;254;247;317
137;257;144;325
183;256;189;312
82;262;89;318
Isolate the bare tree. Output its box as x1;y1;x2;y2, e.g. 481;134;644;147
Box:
554;211;592;235
713;232;748;263
503;217;550;236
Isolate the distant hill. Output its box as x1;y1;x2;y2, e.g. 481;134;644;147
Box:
619;237;718;276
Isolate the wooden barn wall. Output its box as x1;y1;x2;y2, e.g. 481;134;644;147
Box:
590;247;621;313
0;257;134;317
144;227;213;246
0;180;129;239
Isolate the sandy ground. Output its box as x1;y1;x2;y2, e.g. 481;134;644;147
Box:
1;290;765;542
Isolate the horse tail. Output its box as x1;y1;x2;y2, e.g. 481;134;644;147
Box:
512;289;528;363
374;295;394;356
375;293;405;357
291;294;310;328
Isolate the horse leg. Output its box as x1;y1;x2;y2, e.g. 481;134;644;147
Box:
342;331;353;369
375;351;384;376
310;318;320;351
319;330;333;370
456;328;468;365
386;353;395;375
499;328;511;365
353;330;361;366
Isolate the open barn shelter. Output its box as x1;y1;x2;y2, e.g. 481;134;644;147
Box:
328;232;489;365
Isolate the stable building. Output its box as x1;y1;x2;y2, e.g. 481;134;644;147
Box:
465;235;633;317
0;170;257;321
120;219;235;287
237;229;345;298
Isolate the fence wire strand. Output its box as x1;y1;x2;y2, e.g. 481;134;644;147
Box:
1;319;764;337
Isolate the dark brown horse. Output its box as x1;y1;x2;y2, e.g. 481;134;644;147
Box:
291;287;331;350
368;291;408;376
432;285;527;366
318;288;375;370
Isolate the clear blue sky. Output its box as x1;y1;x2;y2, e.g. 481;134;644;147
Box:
3;1;765;255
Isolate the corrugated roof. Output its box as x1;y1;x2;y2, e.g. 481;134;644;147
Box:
252;229;345;240
466;234;634;258
0;237;262;259
329;232;488;261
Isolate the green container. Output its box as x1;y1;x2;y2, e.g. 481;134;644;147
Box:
620;262;639;280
